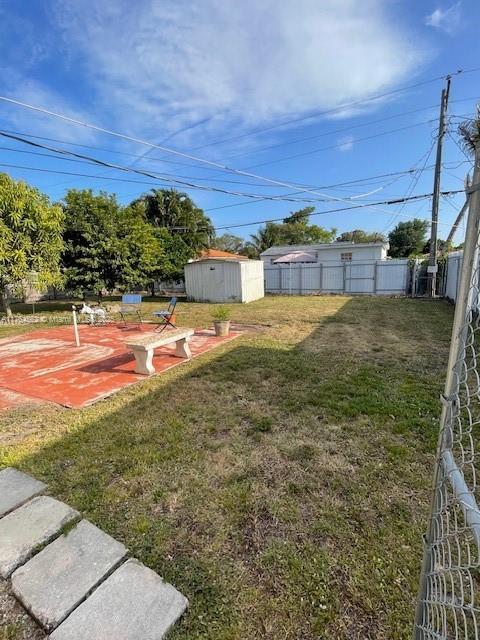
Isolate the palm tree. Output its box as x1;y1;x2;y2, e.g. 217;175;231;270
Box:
458;108;480;157
246;224;281;257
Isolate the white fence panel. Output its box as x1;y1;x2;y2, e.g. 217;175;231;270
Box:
321;265;344;293
264;259;410;295
375;259;410;295
345;263;375;293
444;251;463;302
301;265;323;294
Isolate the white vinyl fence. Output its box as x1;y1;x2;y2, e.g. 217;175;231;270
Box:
264;259;410;296
443;251;463;303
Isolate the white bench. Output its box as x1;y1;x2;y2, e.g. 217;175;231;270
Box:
125;328;194;375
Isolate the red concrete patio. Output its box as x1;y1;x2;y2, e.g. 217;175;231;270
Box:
0;323;240;410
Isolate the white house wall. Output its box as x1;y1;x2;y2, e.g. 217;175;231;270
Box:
261;244;387;264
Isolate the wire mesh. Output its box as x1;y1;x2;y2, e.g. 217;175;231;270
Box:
413;188;480;639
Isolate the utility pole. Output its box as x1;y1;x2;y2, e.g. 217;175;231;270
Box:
428;76;451;297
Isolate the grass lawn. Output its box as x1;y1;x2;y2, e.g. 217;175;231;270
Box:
0;295;453;640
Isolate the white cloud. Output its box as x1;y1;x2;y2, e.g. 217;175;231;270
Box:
338;136;355;152
48;0;426;150
425;2;462;34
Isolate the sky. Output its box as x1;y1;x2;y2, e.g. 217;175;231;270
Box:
0;0;479;243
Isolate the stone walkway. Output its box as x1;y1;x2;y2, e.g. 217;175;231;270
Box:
0;467;188;638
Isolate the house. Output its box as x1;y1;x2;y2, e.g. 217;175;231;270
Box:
259;241;410;295
260;241;389;264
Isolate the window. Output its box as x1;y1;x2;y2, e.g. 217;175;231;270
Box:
341;252;353;262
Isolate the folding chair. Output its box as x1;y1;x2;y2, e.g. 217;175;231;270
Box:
152;296;177;332
119;294;143;325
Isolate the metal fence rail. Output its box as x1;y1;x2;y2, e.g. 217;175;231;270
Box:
413;153;480;639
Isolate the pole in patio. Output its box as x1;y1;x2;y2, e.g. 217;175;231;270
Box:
72;305;81;347
427;76;451;297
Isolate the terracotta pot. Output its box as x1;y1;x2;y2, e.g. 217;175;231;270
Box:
213;320;230;337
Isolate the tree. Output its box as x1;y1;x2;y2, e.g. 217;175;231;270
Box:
131;188;214;260
214;233;245;254
62;190;123;297
245;207;335;257
283;206;314;225
62;190;190;298
0;173;64;317
115;202;165;292
336;229;386;243
422;238;448;254
388;218;429;258
458;109;480;158
246;223;284;257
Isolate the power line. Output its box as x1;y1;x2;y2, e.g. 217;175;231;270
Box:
183;68;480;151
0;73;477;197
0;161;463;231
0;157;394;205
0;133;432;190
3;96;477;183
214;190;463;230
210;97;480;162
0;130;413;206
204;160;470;212
0;120;441;193
381;138;438;233
0;132;338;203
243;119;436;169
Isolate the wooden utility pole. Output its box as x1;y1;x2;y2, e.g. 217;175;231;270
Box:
428;77;451;297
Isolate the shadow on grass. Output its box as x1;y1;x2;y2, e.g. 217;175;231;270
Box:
4;297;454;640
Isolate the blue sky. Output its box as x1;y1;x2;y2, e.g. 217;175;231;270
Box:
0;0;479;243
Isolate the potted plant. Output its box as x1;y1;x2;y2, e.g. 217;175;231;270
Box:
212;306;231;336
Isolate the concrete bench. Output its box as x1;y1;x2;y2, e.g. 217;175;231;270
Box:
125;328;194;375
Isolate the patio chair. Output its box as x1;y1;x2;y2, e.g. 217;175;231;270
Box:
119;294;142;325
152;296;177;332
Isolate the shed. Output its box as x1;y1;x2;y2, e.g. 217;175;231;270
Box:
185;258;264;303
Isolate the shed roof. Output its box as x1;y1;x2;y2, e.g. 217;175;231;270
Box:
197;249;248;260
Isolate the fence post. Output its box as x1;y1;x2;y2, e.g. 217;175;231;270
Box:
411;260;418;298
342;263;346;293
373;262;378;294
412;141;480;638
319;263;323;293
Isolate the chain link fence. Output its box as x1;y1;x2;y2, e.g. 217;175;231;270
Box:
413;156;480;639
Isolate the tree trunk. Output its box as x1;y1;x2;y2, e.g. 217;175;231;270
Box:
150;282;155;298
1;288;13;320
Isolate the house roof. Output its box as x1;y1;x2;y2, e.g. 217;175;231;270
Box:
260;241;389;256
197;249;248;260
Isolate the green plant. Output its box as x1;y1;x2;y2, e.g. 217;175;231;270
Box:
212;306;231;321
